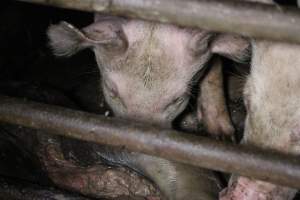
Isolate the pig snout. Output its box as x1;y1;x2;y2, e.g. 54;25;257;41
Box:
121;109;173;128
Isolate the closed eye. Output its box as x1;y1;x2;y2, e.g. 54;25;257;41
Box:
164;96;185;111
103;79;127;108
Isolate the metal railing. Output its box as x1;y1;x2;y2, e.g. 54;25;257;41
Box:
4;0;300;190
0;95;300;189
15;0;300;43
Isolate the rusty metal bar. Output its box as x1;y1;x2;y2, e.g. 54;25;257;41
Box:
0;96;300;189
15;0;300;44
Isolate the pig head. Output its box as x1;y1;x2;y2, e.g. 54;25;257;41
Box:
47;15;249;200
48;15;249;128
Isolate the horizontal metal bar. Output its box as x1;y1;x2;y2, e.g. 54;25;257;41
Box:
0;95;300;189
15;0;300;44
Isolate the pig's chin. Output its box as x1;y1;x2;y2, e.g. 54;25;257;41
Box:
124;115;172;129
108;108;173;129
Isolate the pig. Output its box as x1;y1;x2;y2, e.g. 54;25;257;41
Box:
47;14;249;200
220;1;300;200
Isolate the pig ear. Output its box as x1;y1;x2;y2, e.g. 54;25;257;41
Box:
47;21;127;57
210;34;251;62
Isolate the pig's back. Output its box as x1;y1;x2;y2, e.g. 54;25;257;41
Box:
244;40;300;153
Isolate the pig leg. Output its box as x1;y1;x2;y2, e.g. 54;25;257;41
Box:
198;56;235;140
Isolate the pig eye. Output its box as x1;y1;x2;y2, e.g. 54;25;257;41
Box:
165;96;185;111
103;79;127;108
172;97;184;105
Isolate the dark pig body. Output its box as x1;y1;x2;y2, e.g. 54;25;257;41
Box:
48;14;249;200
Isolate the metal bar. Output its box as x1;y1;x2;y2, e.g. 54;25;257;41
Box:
15;0;300;44
0;96;300;189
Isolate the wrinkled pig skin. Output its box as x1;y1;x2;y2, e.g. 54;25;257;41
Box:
48;14;249;200
220;40;300;200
